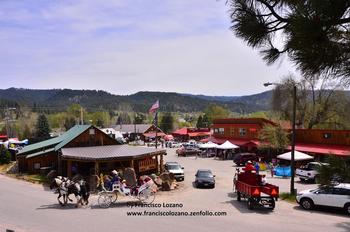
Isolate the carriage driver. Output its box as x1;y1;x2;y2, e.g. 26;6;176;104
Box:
107;170;121;191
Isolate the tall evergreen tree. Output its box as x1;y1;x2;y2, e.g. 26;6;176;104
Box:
160;112;174;134
35;114;51;139
196;115;203;128
202;114;210;128
229;1;350;80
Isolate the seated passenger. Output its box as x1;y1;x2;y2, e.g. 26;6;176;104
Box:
108;170;121;191
243;161;256;172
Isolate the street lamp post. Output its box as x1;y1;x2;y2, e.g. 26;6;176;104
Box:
264;82;296;195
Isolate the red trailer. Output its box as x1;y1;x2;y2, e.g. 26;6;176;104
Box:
234;171;279;210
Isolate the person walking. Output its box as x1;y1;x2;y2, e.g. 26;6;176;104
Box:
269;162;275;178
254;162;260;175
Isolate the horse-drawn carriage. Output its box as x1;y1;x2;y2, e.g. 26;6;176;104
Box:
97;175;156;208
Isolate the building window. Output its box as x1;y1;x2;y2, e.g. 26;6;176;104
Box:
219;128;224;134
323;133;332;139
239;128;246;136
214;128;219;134
34;163;41;170
89;128;95;135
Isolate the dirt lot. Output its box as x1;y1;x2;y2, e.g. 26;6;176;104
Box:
0;148;349;232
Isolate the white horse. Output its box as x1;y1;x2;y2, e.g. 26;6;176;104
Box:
50;177;90;207
50;176;73;206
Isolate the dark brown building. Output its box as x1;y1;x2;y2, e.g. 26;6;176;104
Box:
17;125;166;177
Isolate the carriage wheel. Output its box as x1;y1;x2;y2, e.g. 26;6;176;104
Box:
111;192;118;203
138;189;156;204
98;192;112;208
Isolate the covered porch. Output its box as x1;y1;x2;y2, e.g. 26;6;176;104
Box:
60;145;166;178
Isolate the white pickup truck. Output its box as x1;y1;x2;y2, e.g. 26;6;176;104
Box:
296;162;327;183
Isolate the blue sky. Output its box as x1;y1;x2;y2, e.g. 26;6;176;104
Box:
0;0;295;96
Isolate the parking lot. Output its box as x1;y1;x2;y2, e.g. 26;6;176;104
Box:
0;147;349;232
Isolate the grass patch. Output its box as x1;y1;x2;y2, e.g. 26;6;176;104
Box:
20;174;50;185
280;192;297;203
0;162;14;173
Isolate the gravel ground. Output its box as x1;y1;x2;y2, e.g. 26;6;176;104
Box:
0;148;348;232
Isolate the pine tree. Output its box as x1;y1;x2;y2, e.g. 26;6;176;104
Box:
202;114;210;128
228;1;350;79
35;114;51;139
160;112;174;134
196;115;203;128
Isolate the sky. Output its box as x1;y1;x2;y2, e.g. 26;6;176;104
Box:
0;0;296;96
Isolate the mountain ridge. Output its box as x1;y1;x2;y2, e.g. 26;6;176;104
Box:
0;87;275;113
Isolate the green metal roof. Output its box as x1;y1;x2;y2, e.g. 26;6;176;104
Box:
54;125;91;150
26;148;55;159
18;125;91;156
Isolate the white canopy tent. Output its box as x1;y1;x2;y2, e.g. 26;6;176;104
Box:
277;150;314;161
199;141;218;149
216;140;239;150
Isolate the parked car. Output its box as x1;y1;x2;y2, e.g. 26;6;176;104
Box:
176;146;201;157
182;140;198;149
233;153;258;166
165;141;182;148
147;141;161;147
164;162;185;181
296;162;328;183
296;183;350;215
194;169;215;188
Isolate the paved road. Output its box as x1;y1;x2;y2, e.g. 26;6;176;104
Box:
0;148;349;232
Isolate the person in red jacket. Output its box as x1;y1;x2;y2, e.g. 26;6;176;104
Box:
243;161;256;172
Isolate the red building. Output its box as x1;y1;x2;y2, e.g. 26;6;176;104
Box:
172;127;210;142
292;129;350;157
210;118;276;151
210;117;350;157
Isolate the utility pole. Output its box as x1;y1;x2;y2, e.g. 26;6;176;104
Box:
3;108;17;139
264;82;297;195
80;107;84;125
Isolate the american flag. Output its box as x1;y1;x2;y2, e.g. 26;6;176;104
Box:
148;100;159;114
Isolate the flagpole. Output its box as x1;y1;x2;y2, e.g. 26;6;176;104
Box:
155;111;158;149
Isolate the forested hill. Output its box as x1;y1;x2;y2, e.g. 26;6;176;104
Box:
0;88;273;113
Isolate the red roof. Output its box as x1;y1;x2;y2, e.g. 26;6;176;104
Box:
143;132;166;138
172;128;210;136
288;143;350;157
188;132;211;137
172;128;188;135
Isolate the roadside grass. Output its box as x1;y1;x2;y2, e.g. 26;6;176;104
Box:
0;163;13;173
280;192;297;203
0;163;49;185
21;174;50;185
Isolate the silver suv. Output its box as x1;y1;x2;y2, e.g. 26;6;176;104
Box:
164;162;185;181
